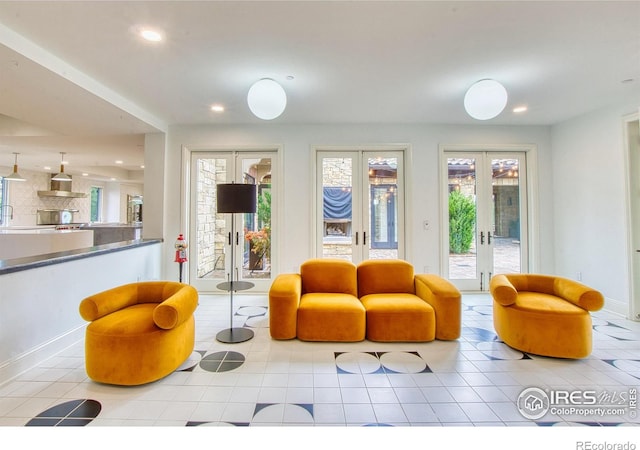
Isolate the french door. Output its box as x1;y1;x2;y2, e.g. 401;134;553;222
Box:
443;151;528;291
315;149;405;263
188;150;276;292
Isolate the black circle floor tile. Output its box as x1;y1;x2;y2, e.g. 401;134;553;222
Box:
26;399;101;427
200;351;245;372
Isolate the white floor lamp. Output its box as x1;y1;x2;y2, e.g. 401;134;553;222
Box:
215;182;257;344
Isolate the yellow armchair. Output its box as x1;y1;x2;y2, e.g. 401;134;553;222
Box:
79;281;198;385
490;274;604;358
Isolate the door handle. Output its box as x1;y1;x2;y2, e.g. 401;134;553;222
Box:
355;231;358;245
480;231;485;245
488;231;492;245
363;231;367;246
228;231;231;246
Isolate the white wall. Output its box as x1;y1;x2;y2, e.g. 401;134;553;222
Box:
164;123;554;286
551;103;639;315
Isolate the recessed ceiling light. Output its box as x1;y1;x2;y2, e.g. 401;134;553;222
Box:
140;28;163;42
110;177;117;181
513;105;528;113
82;173;89;177
115;160;123;164
43;166;51;171
211;104;225;113
140;165;145;169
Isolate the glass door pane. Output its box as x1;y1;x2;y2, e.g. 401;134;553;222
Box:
368;156;398;259
447;157;478;281
321;156;354;261
191;155;230;287
240;157;272;281
491;157;522;275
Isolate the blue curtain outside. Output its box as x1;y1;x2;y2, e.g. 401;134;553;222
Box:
323;187;352;220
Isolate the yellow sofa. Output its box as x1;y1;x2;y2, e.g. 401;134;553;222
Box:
490;274;604;359
79;281;198;385
268;258;461;342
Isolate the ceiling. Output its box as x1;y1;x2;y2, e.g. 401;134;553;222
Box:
0;1;639;180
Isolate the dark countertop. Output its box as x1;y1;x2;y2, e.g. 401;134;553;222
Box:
81;223;143;228
0;239;162;275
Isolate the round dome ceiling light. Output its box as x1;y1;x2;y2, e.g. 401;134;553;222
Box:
247;78;287;120
464;79;508;120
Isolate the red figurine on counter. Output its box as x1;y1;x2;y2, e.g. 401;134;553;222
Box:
174;234;188;282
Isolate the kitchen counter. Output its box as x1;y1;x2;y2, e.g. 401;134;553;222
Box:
0;238;161;275
81;223;142;245
0;228;94;260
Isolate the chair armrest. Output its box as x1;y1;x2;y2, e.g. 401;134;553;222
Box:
553;277;604;311
79;283;140;321
153;284;199;329
489;274;518;306
269;273;302;339
415;274;461;340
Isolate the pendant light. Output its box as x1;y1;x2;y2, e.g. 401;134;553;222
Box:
52;152;72;181
4;152;26;182
247;78;287;120
464;79;508;120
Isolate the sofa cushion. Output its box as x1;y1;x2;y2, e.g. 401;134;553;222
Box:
300;259;357;296
297;292;365;341
357;259;415;296
360;293;435;342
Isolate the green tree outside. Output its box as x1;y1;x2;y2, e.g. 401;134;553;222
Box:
449;190;476;254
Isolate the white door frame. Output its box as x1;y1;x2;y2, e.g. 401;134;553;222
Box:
623;112;640;321
440;144;539;291
182;145;282;293
312;145;409;263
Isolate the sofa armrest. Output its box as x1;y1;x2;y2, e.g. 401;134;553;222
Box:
269;274;302;339
153;284;199;329
489;274;518;306
79;283;140;322
415;274;461;340
553;277;604;311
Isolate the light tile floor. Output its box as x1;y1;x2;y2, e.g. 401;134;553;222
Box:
1;293;639;431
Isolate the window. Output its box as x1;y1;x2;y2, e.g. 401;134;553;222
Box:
90;186;103;222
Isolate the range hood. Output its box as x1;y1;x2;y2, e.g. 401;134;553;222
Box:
37;175;87;198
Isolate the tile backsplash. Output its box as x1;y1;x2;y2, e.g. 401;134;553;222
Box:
4;169;140;227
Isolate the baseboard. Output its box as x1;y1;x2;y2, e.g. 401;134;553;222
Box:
0;326;85;387
604;297;635;320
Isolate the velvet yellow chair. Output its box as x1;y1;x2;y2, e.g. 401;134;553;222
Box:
269;258;365;341
357;259;461;342
490;274;604;359
79;281;198;385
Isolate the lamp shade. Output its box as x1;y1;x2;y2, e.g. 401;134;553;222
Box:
247;78;287;120
216;183;257;213
464;79;508;120
4;152;26;182
52;152;72;181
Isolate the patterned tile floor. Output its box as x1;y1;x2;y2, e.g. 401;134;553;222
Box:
1;293;639;444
